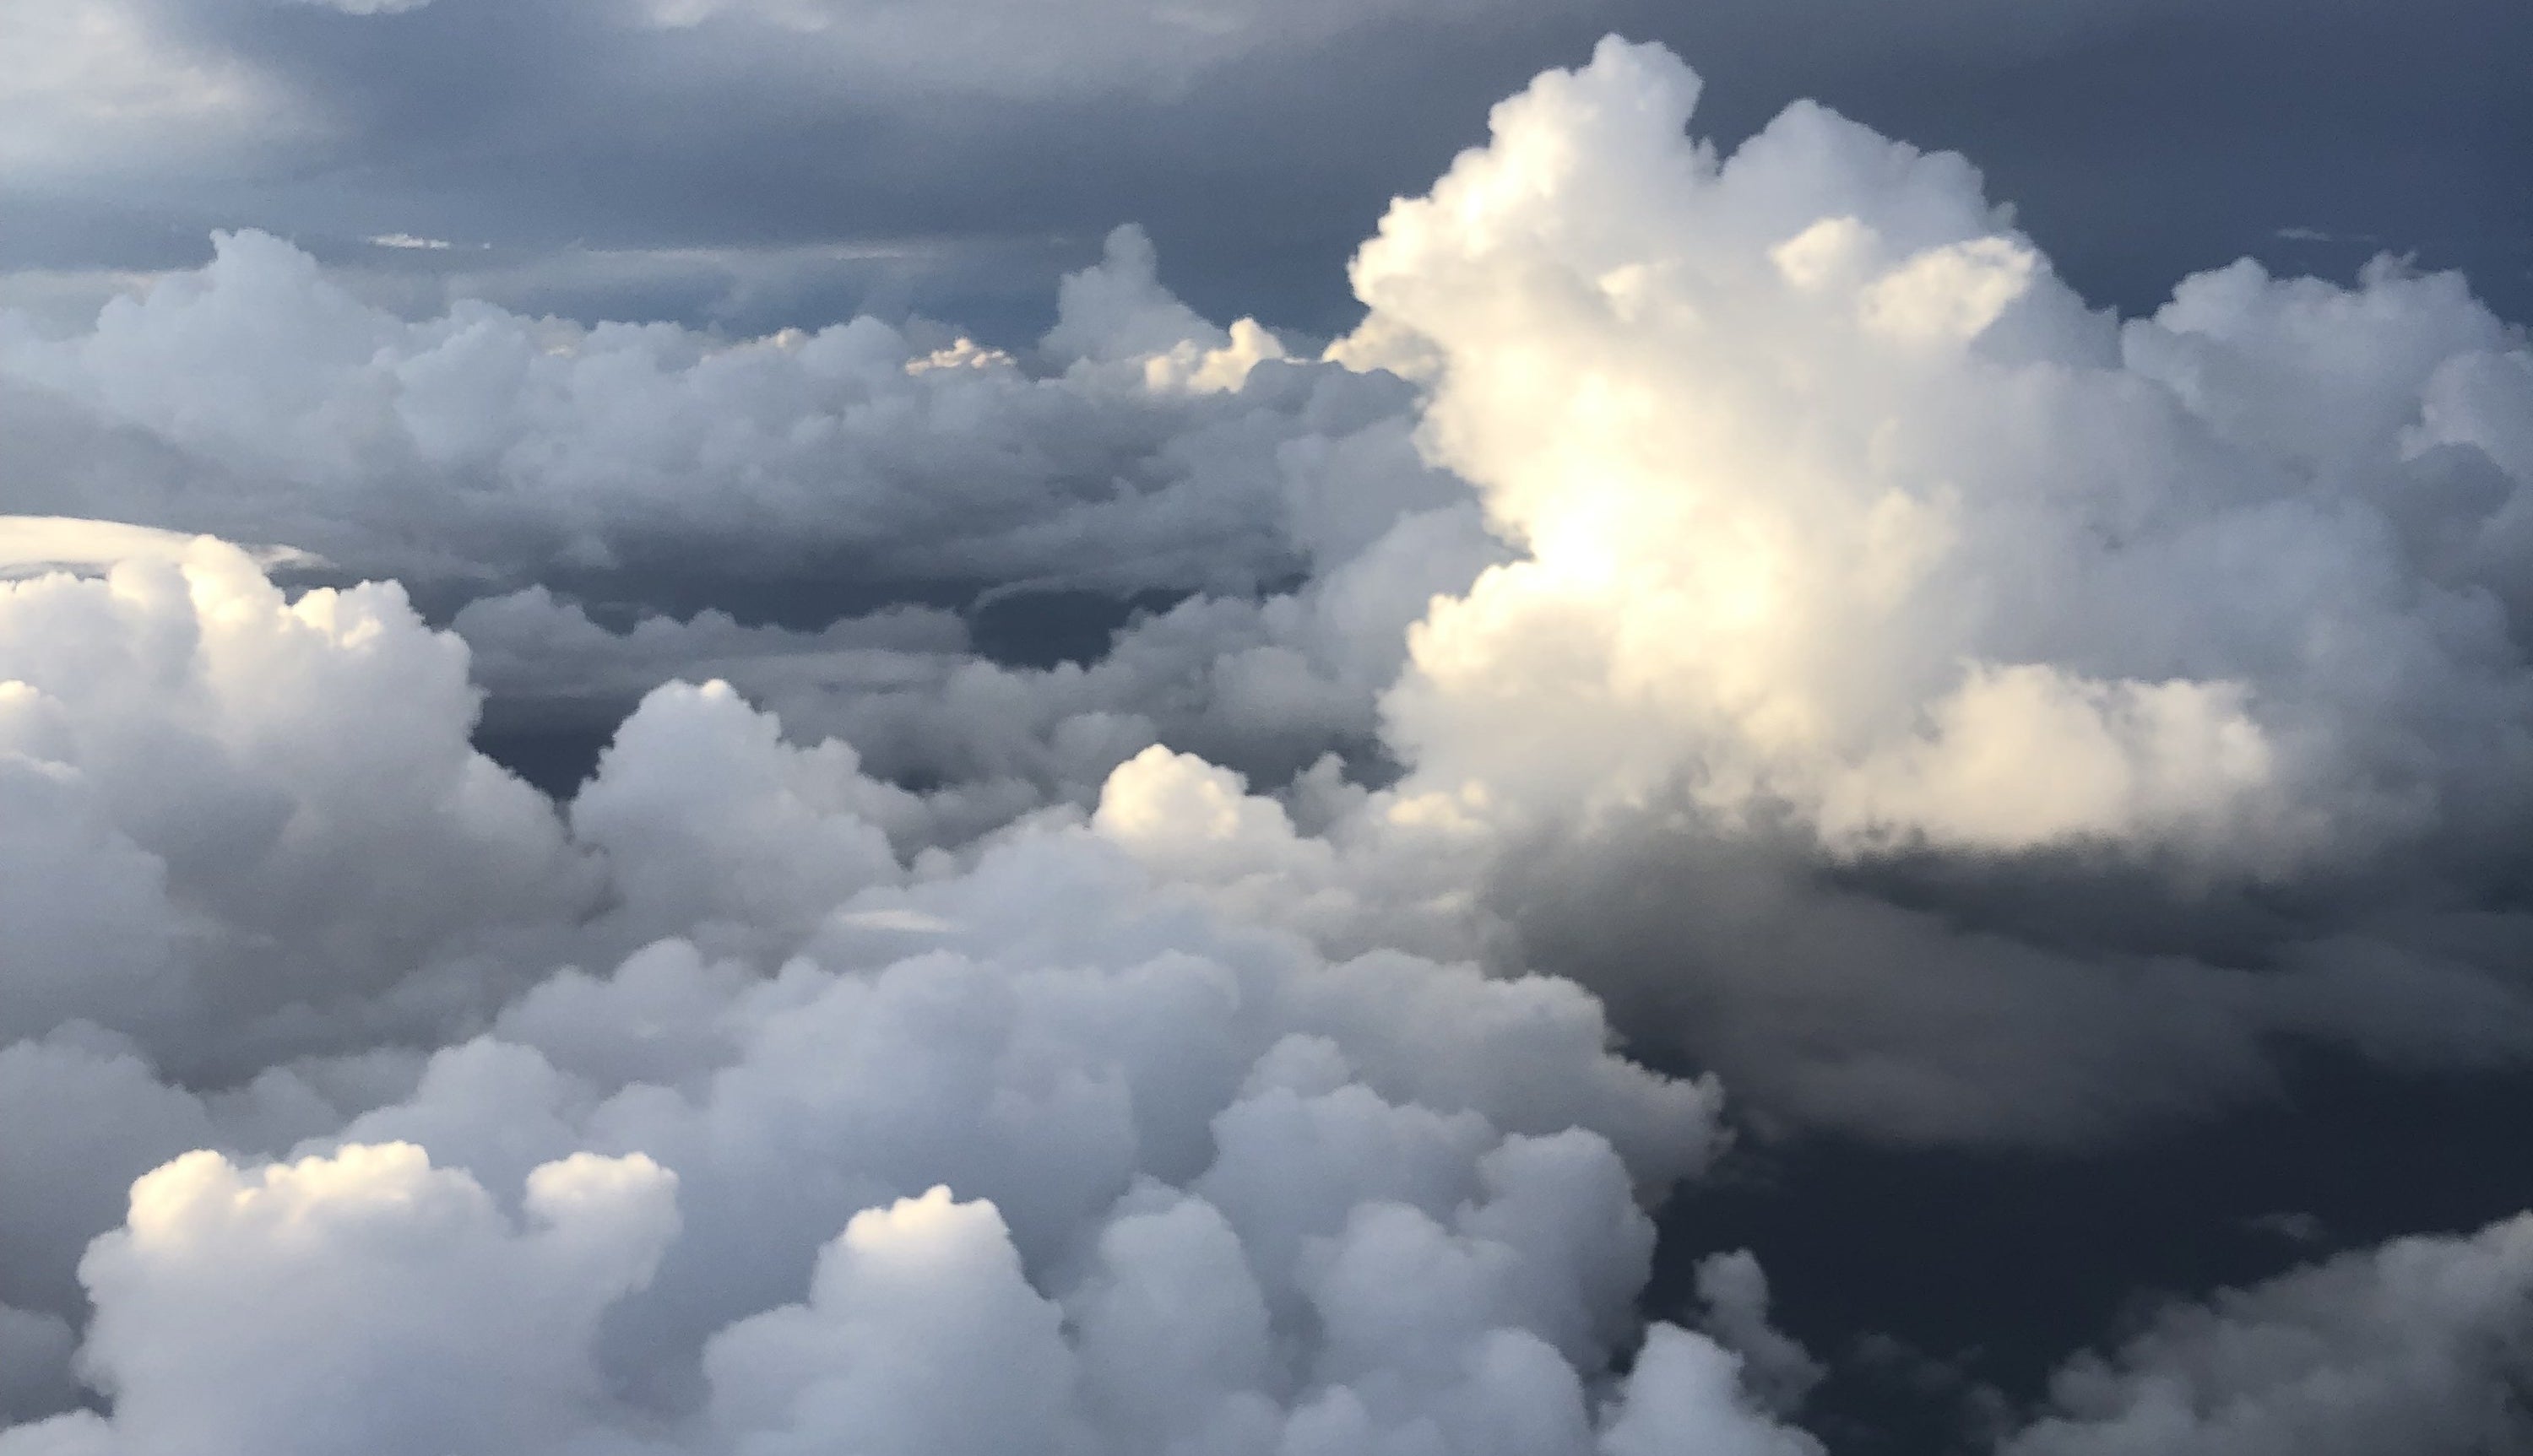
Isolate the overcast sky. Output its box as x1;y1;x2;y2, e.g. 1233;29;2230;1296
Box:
8;0;2526;337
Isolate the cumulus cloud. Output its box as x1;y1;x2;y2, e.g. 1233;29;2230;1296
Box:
1288;35;2533;1143
5;31;2533;1456
14;28;2533;1161
2003;1214;2533;1456
0;225;1445;607
0;530;593;1069
1353;35;2533;874
12;1145;676;1456
0;523;1785;1453
17;39;2523;1151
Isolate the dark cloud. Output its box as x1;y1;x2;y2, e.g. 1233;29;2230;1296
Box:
7;1;2524;331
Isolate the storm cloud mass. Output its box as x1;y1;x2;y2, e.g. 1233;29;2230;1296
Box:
3;7;2532;1456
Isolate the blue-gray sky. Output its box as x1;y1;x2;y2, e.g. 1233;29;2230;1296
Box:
8;0;2525;335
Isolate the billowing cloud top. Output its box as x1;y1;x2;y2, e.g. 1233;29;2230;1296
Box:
1352;38;2533;873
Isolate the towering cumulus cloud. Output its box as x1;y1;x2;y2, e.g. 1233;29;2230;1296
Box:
1331;38;2533;1145
3;31;2532;1456
1354;39;2532;868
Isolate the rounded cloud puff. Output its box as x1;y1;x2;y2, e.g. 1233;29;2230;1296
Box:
0;225;1454;609
1354;38;2533;873
0;526;593;1069
36;1145;677;1456
0;521;1781;1456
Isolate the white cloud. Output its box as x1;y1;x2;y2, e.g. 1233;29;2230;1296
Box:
341;32;2533;1149
3;35;2533;1455
11;35;2530;1163
701;1187;1078;1456
0;1144;676;1456
0;522;1776;1453
0;227;1439;600
0;516;322;580
0;533;594;1069
1351;36;2533;874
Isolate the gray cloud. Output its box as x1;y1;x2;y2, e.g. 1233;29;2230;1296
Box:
5;0;2523;336
2004;1214;2533;1456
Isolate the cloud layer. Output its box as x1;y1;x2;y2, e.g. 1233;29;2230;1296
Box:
0;520;1772;1453
0;223;1463;603
3;32;2531;1456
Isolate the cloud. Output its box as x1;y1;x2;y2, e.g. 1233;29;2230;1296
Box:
5;1144;676;1456
1692;1250;1824;1415
0;1301;75;1425
0;533;594;1069
12;37;2530;1161
1262;35;2533;1144
0;523;1783;1454
286;0;431;14
1353;36;2533;873
699;1185;1078;1456
2002;1213;2533;1456
0;226;1445;605
0;516;323;579
3;32;2532;1456
0;3;284;184
450;484;1494;819
623;0;1589;100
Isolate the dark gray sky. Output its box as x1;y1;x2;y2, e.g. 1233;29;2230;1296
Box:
8;0;2525;337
